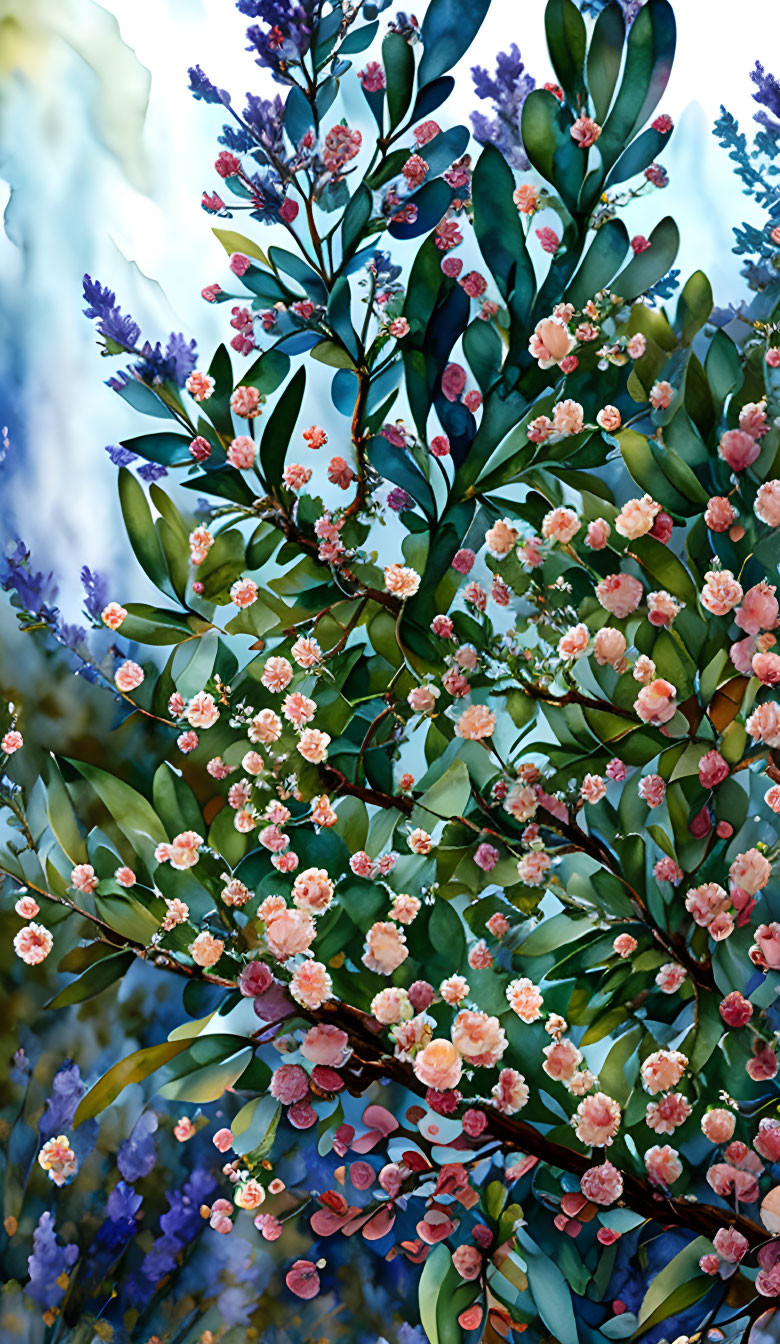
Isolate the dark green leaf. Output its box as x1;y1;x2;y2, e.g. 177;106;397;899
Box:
418;0;491;85
260;367;306;488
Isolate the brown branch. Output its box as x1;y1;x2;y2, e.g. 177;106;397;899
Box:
343;364;371;521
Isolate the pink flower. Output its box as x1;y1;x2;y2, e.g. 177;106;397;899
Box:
756;480;780;526
542;506;580;542
14;923;53;964
536;226;560;254
719;428;761;472
290;960;333;1010
15;895;39;919
736;581;779;634
649;380;674;410
231;385;261;418
720;991;752;1028
607;758;627;782
558;623;590;659
474;842;499;871
634;679;677;726
631;234;651;254
580;1162;623;1206
552;399;584;436
543;1039;582;1082
647;590;681;626
71;863;99;894
229;251;250;277
452;1245;482;1280
585;518;611;549
301;1025;349;1066
593;628;627;668
513;183;539;214
115;866;136;888
213;1127;234;1153
713;1227;749;1264
292;867;334;914
698;749;729;788
730;848;772;894
701;1108;736;1143
100;602;127;631
186;371;215;401
655;963;687;994
597;405;622;431
271;1063;309;1105
491;1067;529;1114
384;563;420;597
641;1049;687;1094
755;1118;780;1161
613;933;637;958
227;435;256;470
286;1259;320;1300
645;1145;682;1186
747;1042;778;1081
516;851;551;886
452;548;475;574
529;317;576;368
646;1093;691;1134
572;1092;621;1146
414;1038;462;1091
596;573;644;618
638;774;666;807
705;496;736;531
358;60;385;92
177;730;199;754
570;115;602;148
452;1009;507;1066
115;660;144;692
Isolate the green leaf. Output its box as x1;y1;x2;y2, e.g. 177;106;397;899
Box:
242;347;291;397
119;432;193;467
94;894;161;943
232;1094;282;1157
521;88;585;212
68;758;167;864
677;270;713;345
586;3;625;123
172;629;219;698
598;0;676;170
74;1038;190;1124
382;32;415;129
44;759;87;865
416;760;471;822
118;467;173;598
418;1244;456;1344
45;950;135;1009
212;227;268;266
158;1044;253;1103
612;216;679;302
311;340;356;370
705;327;742;403
417;0;491;85
260;367;306;489
545;0;587;105
367;433;436;520
341;184;373;260
517;1230;579;1344
637;1237;712;1327
566;218;629;308
153;762;203;837
472;144;535;307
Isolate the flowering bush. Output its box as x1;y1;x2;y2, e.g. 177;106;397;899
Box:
7;0;780;1339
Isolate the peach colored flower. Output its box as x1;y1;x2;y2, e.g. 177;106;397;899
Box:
227;435;256;469
701;1108;736;1143
585;518;611;549
543;1039;582;1082
408;685;440;713
634;678;677;725
645;1144;682;1186
735;581;778;635
290;960;333;1009
596;573;644;618
542;506;580;542
593;628;627;668
101;602;127;630
596;405;621;432
528;317;576;369
572;1092;621;1146
649;380;673;409
169;830;203;870
700;568;743;615
230;577;258;608
646;1093;692;1134
292;867;334;914
552;399;584;436
291;636;323;667
580;1162;623;1205
266;909;316;960
730;848;772;894
115;866;136;888
705;496;737;532
231;385;262;418
249;709;282;744
384;563;420;597
647;590;681;626
633;654;656;684
363;921;408;974
415;1038;463;1091
297;728;331;763
408;827;432;854
640;1049;688;1094
71;863;99;893
235;1179;266;1210
188;526;213;565
452;1009;507;1066
440;975;469;1005
38;1134;78;1185
491;1067;529;1114
452;1245;482;1281
615;494;660;539
747;702;780;748
162;898;189;930
455;704;496;740
186;371;215;401
719;428;760;472
283;463;312;490
506;977;544;1022
513;183;539;214
186;692;219;729
115;660;144;692
581;773;607;804
174;1116;195;1142
685;881;730;928
221;877;250;907
570;115;601;147
282;691;317;727
503;783;538;821
613;933;637;958
558;623;589;659
517;851;551;886
655;962;687;993
390;892;421;923
371;986;413;1024
189;931;224;968
15;895;39;918
756;480;780;527
14;923;53;964
261;656;293;691
485;519;519;557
